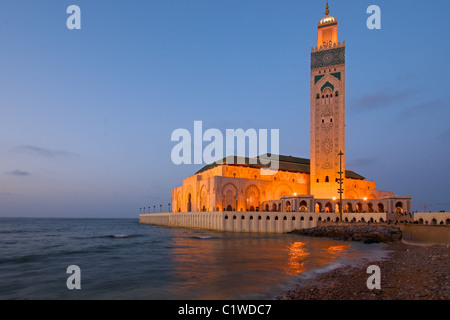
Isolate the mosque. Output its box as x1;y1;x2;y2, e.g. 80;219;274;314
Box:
171;3;411;217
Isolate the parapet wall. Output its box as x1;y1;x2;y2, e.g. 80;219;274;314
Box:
139;211;391;233
400;224;450;246
413;212;450;225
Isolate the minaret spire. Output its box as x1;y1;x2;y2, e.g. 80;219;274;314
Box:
325;1;330;15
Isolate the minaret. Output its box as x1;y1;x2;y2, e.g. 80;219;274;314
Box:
310;2;346;200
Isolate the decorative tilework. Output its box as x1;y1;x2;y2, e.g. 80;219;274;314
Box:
314;75;325;84
321;81;334;92
311;47;345;69
330;72;341;80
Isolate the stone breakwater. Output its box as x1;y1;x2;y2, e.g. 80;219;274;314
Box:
289;225;402;243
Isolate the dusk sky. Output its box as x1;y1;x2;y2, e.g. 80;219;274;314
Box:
0;0;449;218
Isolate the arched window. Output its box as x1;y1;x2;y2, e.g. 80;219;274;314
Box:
187;193;192;212
315;202;322;213
299;200;308;212
356;203;363;213
395;202;404;213
335;91;339;97
325;176;329;182
286;201;291;212
346;203;353;213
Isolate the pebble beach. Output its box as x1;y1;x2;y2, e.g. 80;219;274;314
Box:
278;234;449;300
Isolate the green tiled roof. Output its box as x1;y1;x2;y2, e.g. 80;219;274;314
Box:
194;154;366;180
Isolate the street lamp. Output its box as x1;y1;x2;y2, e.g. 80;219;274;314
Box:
337;151;344;223
168;203;171;212
160;204;162;212
153;205;156;212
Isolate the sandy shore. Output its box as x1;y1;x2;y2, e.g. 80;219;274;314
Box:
278;241;449;300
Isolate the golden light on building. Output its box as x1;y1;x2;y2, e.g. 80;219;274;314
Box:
170;1;412;216
316;2;338;48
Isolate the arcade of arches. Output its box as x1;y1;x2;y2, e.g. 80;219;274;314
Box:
172;157;411;214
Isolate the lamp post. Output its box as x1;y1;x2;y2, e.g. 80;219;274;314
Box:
153;205;156;212
168;203;171;212
337;151;344;223
160;204;162;212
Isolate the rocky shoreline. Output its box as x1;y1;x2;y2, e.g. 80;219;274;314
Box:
278;229;449;300
289;224;402;243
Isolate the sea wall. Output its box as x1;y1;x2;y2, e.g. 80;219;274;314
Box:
400;224;450;246
139;212;224;231
413;212;449;225
139;211;391;233
140;211;320;233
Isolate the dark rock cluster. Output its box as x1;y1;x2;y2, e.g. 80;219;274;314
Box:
290;225;402;243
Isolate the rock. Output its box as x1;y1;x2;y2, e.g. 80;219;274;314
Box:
290;225;402;243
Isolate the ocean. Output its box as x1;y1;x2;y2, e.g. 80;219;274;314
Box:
0;217;387;300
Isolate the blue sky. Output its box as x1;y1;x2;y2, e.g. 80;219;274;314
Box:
0;0;449;217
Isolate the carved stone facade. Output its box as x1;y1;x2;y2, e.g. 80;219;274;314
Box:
171;157;409;214
171;7;412;215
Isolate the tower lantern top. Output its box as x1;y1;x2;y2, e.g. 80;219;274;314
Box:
319;1;337;26
317;1;338;48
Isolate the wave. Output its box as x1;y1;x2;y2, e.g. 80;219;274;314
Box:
191;236;214;240
106;234;142;239
86;234;143;239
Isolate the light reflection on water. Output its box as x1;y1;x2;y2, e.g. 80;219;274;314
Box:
164;230;382;300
